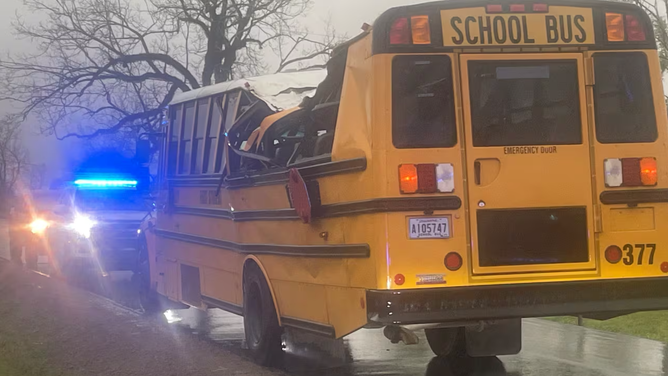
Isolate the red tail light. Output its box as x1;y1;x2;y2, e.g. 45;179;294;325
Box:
390;17;410;45
394;274;406;286
486;4;503;13
625;14;646;41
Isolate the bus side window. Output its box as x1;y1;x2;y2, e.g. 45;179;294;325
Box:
392;55;457;149
192;99;212;174
593;53;657;144
178;103;196;174
204;95;224;174
167;104;183;176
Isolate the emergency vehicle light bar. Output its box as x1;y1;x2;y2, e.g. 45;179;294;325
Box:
74;179;138;189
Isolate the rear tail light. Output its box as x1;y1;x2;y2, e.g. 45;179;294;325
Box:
444;252;463;271
411;15;431;44
606;13;625;42
640;158;658;185
391;15;431;45
605;245;622;264
394;274;406;286
390;17;410;45
625;14;646;41
486;4;503;13
604;158;657;187
399;164;418;193
399;164;454;194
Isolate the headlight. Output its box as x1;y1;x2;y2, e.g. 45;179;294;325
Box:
30;219;49;235
70;215;96;239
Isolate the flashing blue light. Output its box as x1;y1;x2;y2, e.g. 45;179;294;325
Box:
74;179;138;189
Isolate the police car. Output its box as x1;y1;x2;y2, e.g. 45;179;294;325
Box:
52;149;152;275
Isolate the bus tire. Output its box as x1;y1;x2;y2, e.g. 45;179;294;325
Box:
425;327;467;360
243;263;283;366
137;238;161;315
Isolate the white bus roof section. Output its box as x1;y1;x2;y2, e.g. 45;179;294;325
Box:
169;69;328;111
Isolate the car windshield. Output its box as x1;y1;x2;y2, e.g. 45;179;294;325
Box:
75;190;146;212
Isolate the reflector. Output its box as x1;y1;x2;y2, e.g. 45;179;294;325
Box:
604;159;623;187
605;245;622;264
436;164;455;193
444;252;463;271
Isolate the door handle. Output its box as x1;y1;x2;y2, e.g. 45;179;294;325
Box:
474;160;481;185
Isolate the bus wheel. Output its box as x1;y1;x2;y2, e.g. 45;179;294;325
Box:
425;327;466;360
137;238;161;315
243;264;283;366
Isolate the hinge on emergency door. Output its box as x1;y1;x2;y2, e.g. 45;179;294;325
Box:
593;203;603;233
584;56;595;86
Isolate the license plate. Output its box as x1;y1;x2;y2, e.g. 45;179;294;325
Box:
409;217;450;239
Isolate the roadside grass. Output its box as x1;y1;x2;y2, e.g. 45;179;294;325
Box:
546;311;668;343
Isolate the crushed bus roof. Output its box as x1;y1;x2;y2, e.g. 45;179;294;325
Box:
170;69;327;111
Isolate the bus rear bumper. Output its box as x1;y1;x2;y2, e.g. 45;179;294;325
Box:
366;277;668;325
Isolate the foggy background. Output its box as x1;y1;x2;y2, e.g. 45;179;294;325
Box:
0;0;425;185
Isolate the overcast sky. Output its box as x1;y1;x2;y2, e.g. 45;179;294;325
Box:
0;0;422;182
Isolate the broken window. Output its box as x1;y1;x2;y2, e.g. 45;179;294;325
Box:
225;49;348;175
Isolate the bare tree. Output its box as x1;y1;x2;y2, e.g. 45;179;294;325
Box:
0;115;29;210
0;0;339;141
624;0;668;72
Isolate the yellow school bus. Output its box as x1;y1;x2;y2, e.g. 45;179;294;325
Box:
141;0;668;364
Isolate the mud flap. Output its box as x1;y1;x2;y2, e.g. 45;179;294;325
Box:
465;319;522;357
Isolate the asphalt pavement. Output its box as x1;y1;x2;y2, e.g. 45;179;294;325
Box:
83;271;668;376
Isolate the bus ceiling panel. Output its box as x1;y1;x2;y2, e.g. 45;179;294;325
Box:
371;0;655;55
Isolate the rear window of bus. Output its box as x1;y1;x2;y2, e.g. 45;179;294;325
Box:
593;53;657;144
392;56;457;148
468;60;582;147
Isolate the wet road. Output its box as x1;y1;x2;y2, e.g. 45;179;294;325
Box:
65;270;668;376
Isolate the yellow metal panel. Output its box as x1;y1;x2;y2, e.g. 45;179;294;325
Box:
325;286;367;338
607;208;655;232
201;266;241;306
273;280;329;324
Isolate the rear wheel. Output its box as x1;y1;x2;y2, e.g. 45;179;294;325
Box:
425;327;467;360
243;263;283;366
